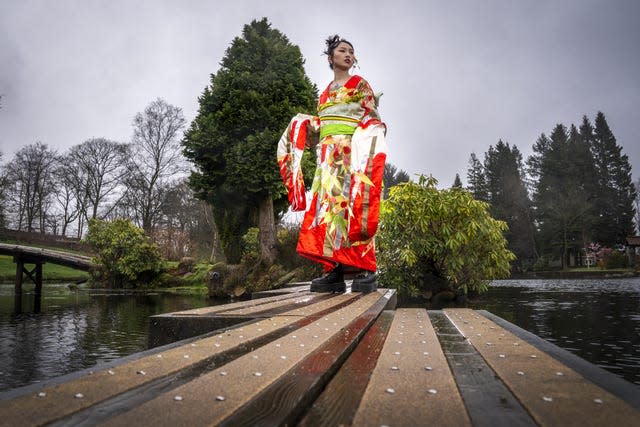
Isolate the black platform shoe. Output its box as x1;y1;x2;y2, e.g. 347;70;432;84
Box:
310;264;346;293
351;270;377;293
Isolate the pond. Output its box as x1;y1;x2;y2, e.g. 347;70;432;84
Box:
0;284;210;392
0;277;638;393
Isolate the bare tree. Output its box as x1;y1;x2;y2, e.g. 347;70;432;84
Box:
66;138;130;224
52;155;83;236
3;142;58;232
123;98;186;232
0;151;6;228
157;179;224;261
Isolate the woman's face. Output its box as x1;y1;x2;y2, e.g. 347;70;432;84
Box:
330;42;355;71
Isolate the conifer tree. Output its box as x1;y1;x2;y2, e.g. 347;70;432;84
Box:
531;124;595;267
382;163;410;199
182;18;317;262
452;173;463;189
483;140;536;270
466;152;488;201
591;111;636;245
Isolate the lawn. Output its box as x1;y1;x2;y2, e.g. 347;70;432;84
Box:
0;255;90;283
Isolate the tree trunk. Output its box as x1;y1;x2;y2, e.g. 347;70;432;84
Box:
258;194;277;264
203;202;226;263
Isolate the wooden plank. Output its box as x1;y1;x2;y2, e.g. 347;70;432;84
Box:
428;311;536;427
352;308;471;427
218;293;396;426
147;293;354;347
479;309;640;409
167;291;316;316
97;291;393;427
0;293;361;427
297;310;395;427
445;308;640;427
217;293;332;317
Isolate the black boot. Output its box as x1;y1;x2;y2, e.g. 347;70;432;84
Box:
351;270;377;293
311;264;346;293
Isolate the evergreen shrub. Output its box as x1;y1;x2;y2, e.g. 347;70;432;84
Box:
377;175;515;297
84;218;163;288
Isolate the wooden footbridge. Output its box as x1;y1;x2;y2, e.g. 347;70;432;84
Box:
1;286;638;426
0;242;94;294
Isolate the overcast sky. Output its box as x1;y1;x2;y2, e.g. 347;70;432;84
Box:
1;0;639;187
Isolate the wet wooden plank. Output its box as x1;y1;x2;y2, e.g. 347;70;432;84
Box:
429;311;536;427
479;309;640;409
167;290;314;316
297;310;394;427
445;308;640;427
98;291;393;427
352;308;471;427
219;293;396;426
0;293;361;427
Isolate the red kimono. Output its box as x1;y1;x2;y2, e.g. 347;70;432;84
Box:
277;75;387;272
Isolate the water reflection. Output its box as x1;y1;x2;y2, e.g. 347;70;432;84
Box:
0;284;209;392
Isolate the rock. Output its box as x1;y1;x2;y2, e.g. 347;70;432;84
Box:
177;257;196;275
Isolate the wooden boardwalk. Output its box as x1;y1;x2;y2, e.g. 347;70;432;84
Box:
0;287;638;426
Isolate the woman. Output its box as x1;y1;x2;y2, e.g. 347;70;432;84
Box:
277;35;387;293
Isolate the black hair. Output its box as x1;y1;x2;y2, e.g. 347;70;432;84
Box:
324;35;354;69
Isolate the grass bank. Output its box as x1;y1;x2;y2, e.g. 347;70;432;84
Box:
0;254;90;283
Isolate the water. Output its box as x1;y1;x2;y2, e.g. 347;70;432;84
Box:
0;284;210;392
0;278;638;393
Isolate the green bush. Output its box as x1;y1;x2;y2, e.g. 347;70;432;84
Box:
377;175;515;297
241;227;260;263
602;250;628;269
84;218;164;288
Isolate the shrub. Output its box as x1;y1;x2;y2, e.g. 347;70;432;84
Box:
84;218;163;288
377;175;515;297
601;249;628;269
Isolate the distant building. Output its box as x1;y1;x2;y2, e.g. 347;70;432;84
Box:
625;236;640;267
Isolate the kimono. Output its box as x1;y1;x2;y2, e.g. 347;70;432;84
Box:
277;75;387;272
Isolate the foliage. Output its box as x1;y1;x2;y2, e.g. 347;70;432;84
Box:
382;163;410;199
596;247;629;269
377;175;515;297
466;152;488;201
84;218;163;288
483;140;536;271
182;18;318;262
591;112;637;246
529;122;599;268
241;227;260;261
452;173;463;189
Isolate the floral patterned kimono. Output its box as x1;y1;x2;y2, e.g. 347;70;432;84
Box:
277;75;387;272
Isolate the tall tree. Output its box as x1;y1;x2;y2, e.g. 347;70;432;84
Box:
634;178;640;235
452;173;463;189
0;152;7;228
466;152;488;201
483;140;536;270
530;125;594;268
66;138;130;225
52;156;82;236
382;163;410;198
591;111;636;245
123;98;186;232
182;18;317;263
3;142;57;232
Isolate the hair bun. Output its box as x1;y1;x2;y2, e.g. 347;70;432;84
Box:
324;35;342;55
